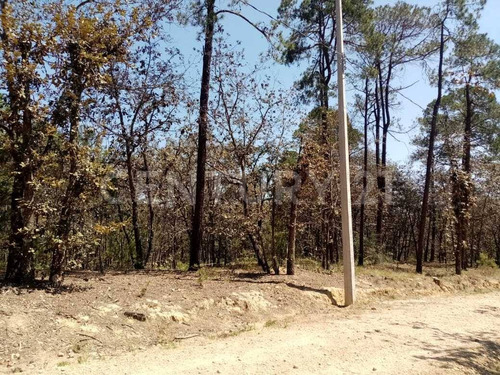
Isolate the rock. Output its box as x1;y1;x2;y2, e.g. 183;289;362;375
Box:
322;287;343;306
57;352;64;357
124;311;146;322
196;298;215;310
171;312;188;323
231;291;272;311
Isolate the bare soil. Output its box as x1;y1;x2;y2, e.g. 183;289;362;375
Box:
1;263;499;374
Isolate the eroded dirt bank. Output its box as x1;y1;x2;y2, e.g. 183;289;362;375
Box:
1;265;499;374
40;291;500;375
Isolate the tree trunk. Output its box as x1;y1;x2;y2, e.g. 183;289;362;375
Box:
494;230;500;267
287;191;298;275
190;0;216;270
429;205;437;262
271;185;280;274
50;51;86;284
126;144;144;269
287;160;306;275
451;169;463;275
416;15;446;273
374;77;383;249
460;81;473;271
424;212;432;263
5;163;35;283
3;17;36;283
142;151;154;266
359;77;369;266
377;62;392;253
240;164;269;273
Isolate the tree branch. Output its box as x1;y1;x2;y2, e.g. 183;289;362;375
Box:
215;9;270;42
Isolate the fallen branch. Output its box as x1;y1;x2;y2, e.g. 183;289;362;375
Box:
76;333;103;344
174;334;200;340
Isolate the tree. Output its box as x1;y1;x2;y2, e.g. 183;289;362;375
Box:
101;20;181;270
416;0;492;274
189;0;216;270
415;0;451;274
210;43;292;273
371;2;435;251
277;0;369;271
1;0;53;282
415;86;500;273
189;0;269;270
48;1;142;283
448;31;499;273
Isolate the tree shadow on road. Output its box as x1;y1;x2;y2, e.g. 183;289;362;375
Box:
414;330;500;375
284;283;341;306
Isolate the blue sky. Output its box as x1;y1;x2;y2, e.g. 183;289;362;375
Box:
166;0;500;164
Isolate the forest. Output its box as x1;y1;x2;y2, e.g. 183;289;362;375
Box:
0;0;499;286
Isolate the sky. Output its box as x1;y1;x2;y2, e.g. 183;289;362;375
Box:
166;0;500;165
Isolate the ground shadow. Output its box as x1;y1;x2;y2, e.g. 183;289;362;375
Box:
215;272;343;306
0;279;93;294
414;330;500;375
284;282;341;306
232;271;271;280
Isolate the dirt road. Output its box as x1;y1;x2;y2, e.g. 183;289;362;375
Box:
31;291;499;375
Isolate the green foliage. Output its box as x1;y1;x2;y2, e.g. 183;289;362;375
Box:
477;253;498;269
296;257;322;272
0;0;498;282
276;0;371;104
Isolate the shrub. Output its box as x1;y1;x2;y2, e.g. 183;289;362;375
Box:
477;253;498;268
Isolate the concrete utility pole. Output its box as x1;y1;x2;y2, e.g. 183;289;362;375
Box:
335;0;355;306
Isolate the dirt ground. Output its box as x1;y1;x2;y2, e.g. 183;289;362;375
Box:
35;291;500;375
1;263;499;374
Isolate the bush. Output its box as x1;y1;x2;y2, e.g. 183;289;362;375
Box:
296;257;322;271
477;253;498;268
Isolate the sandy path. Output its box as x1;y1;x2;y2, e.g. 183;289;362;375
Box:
34;292;500;375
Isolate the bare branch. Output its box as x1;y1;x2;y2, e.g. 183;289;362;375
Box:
215;9;270;42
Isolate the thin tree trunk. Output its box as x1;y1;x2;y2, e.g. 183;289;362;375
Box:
494;230;500;267
378;62;392;252
240;164;269;273
287;191;299;275
50;48;86;284
271;184;279;274
116;202;133;264
429;205;437;262
374;76;383;249
142;151;154;266
287;159;307;275
416;15;447;273
451;168;463;275
359;77;369;266
438;226;445;263
126;144;144;269
461;81;473;271
424;211;432;263
190;0;216;270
